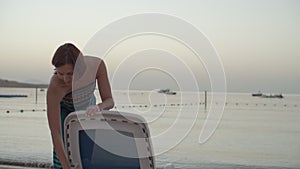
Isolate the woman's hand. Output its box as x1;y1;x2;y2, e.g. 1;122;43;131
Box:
86;105;102;117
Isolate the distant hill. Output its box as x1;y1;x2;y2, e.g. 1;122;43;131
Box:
0;79;48;88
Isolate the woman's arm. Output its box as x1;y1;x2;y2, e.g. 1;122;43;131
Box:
47;81;70;169
96;60;114;110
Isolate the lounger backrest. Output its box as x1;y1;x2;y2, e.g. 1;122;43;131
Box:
64;110;155;169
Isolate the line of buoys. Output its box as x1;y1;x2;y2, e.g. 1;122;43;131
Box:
3;102;298;113
4;109;46;113
221;102;299;108
113;102;298;109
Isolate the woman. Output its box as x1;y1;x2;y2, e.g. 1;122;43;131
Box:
47;43;114;169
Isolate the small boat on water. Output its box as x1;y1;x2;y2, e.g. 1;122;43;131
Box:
261;94;284;99
158;89;177;95
165;91;176;95
252;92;283;99
252;92;262;97
158;89;170;93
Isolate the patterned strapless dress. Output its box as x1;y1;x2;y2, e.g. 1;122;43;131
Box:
53;82;96;169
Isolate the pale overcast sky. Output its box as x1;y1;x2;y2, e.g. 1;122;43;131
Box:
0;0;299;93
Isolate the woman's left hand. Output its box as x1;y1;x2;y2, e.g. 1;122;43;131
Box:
86;105;101;117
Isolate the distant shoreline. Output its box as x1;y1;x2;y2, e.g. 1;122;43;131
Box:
0;79;48;88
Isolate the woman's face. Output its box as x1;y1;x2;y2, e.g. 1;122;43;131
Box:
56;64;74;86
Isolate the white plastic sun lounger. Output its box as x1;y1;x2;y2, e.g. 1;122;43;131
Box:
64;110;155;169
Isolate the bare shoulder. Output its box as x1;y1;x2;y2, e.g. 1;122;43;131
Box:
47;75;68;99
48;75;62;88
47;76;59;96
85;56;106;76
85;56;103;65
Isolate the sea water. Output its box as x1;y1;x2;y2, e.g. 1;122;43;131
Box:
0;87;299;169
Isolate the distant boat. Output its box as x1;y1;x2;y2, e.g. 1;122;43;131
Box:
261;94;284;99
275;94;284;99
158;89;170;93
158;89;177;95
252;92;284;99
165;91;176;95
252;92;262;97
0;94;28;98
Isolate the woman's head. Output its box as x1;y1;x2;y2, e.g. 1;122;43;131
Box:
52;43;86;85
52;43;82;67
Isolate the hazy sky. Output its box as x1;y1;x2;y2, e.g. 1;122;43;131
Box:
0;0;299;93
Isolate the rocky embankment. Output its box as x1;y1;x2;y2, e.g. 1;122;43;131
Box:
0;79;48;88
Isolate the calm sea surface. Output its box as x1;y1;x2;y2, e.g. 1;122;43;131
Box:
0;87;299;169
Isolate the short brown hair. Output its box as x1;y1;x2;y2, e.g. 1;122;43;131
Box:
52;43;86;78
52;43;83;67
